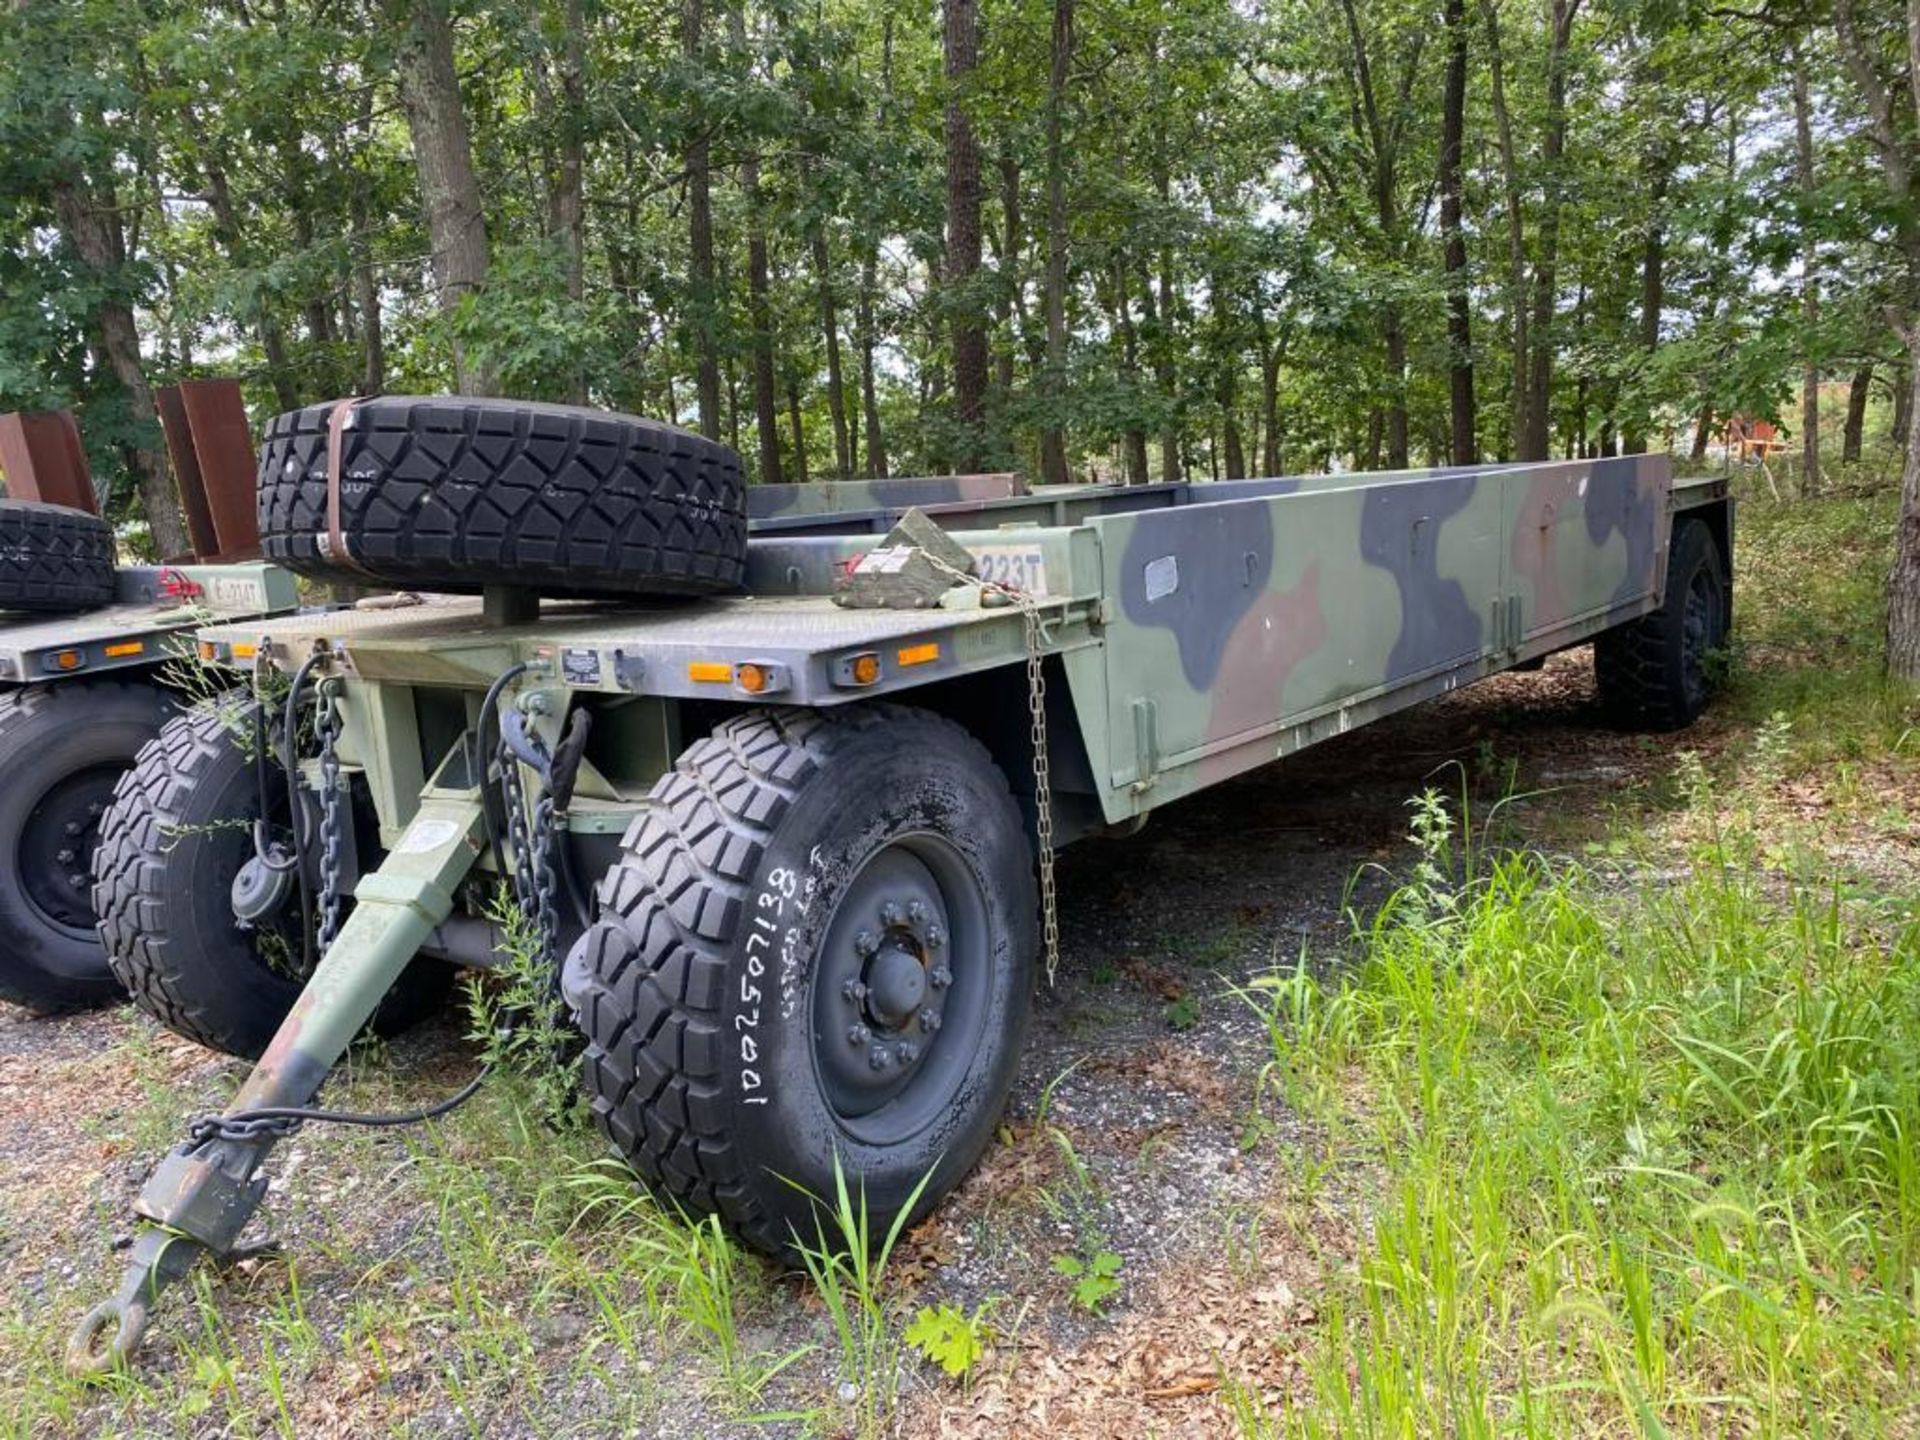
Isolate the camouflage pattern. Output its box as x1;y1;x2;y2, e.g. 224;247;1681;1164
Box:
79;453;1726;1370
195;455;1709;835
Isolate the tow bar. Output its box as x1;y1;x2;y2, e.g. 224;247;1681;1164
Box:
65;775;486;1375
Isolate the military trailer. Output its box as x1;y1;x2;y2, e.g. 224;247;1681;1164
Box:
68;396;1731;1370
0;497;299;1014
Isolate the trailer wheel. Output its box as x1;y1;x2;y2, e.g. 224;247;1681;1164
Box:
0;500;116;614
1594;519;1730;732
0;681;176;1014
257;396;747;599
93;697;452;1058
565;706;1037;1256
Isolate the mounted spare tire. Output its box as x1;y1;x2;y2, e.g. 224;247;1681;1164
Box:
257;396;748;598
0;500;116;614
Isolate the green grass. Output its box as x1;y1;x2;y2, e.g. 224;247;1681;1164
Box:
1236;780;1920;1437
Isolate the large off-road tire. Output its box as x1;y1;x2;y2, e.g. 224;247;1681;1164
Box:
0;680;176;1014
257;396;748;598
93;697;452;1058
0;500;116;614
564;706;1037;1256
1594;517;1730;731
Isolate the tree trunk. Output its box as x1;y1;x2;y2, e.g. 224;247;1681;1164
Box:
943;0;988;469
1790;38;1820;494
1440;0;1475;465
1260;328;1285;474
995;149;1020;402
1894;360;1912;447
786;377;808;485
1522;0;1580;461
1691;400;1713;460
739;129;780;483
1384;307;1410;468
1831;0;1920;676
1109;266;1151;484
812;229;852;478
1481;0;1528;458
1038;0;1074;486
49;178;189;557
1155;257;1180;482
683;0;722;438
1625;160;1668;453
352;90;386;394
857;249;888;478
1889;349;1920;679
548;0;587;403
727;4;779;485
1843;364;1873;463
193;138;299;411
391;0;494;396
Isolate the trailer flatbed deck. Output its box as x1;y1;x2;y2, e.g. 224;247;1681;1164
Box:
0;563;298;683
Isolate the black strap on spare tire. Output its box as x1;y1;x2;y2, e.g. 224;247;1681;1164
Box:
323;396;375;576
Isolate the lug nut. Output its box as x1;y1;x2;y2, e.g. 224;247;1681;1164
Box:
64;820;82;836
926;923;946;950
868;1045;893;1072
842;978;868;1006
879;901;904;926
918;1008;942;1034
854;929;878;958
86;800;103;817
907;900;928;925
847;1024;871;1047
56;848;74;864
896;1042;918;1065
68;873;87;889
928;966;952;990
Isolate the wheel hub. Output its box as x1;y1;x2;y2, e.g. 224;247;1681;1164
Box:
18;770;117;934
863;938;928;1028
814;845;966;1121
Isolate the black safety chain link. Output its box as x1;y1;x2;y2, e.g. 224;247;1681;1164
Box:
497;722;561;973
315;688;345;953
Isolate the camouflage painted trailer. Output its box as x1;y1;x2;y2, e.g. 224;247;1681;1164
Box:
71;454;1731;1370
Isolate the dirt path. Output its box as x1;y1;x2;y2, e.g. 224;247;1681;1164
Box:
0;653;1702;1438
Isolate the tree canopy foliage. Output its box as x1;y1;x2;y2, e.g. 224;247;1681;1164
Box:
0;0;1914;518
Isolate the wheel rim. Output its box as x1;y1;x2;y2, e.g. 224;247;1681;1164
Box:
1681;565;1719;707
17;765;120;936
810;833;992;1145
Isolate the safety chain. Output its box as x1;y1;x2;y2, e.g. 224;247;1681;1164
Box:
922;552;1060;984
497;722;560;971
315;687;346;953
188;1113;302;1146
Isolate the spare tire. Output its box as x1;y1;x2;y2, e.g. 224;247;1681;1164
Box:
0;500;116;614
257;396;748;598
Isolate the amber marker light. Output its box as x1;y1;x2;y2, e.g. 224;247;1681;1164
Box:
103;641;145;659
897;642;940;667
688;661;733;683
736;662;770;694
831;651;882;688
47;649;84;672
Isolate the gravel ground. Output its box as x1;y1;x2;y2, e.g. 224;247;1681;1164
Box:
0;652;1719;1438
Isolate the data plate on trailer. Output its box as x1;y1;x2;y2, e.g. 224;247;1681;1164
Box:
968;543;1049;596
